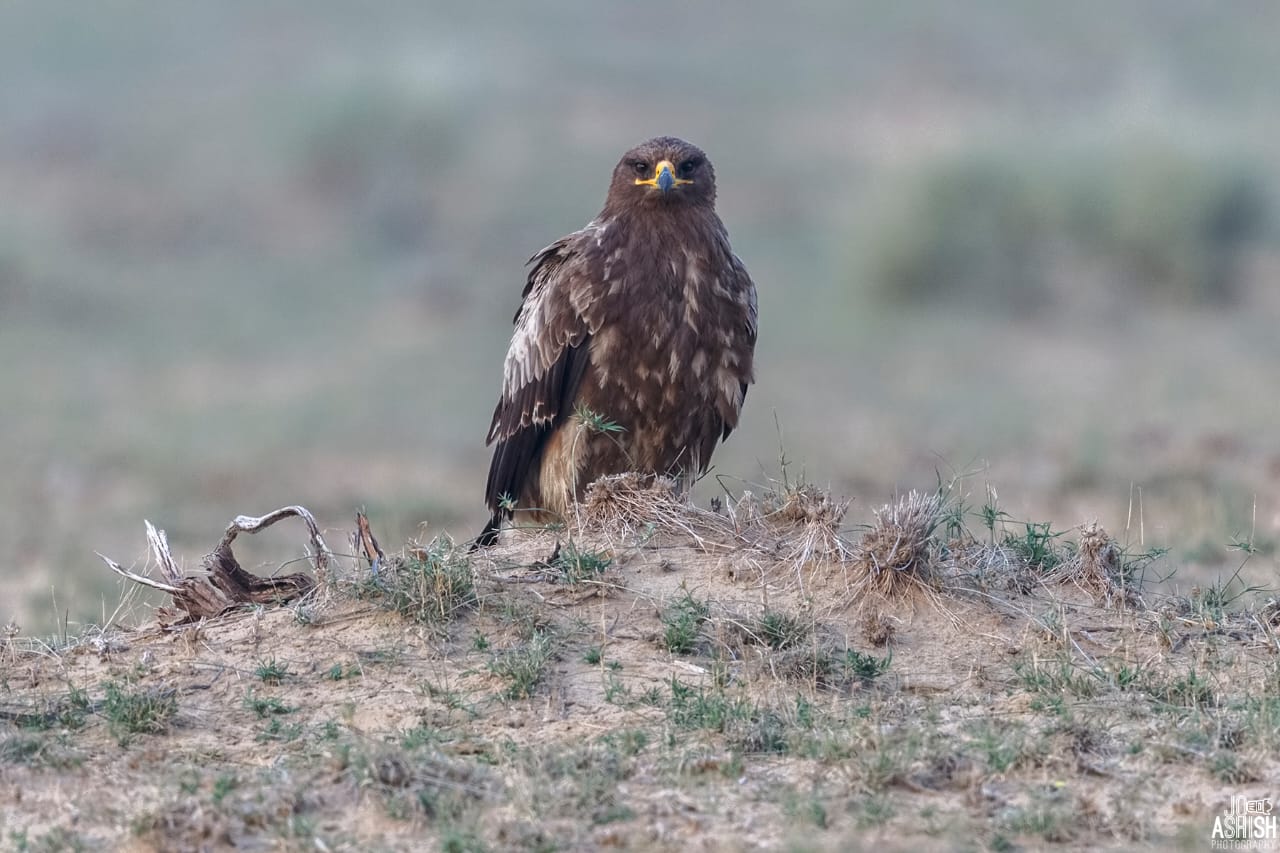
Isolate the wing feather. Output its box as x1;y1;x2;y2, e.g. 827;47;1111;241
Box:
716;252;758;443
483;224;603;515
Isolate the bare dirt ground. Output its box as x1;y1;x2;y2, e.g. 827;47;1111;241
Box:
3;477;1278;852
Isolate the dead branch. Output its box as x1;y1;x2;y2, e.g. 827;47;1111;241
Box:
99;505;330;626
353;510;386;575
220;506;331;577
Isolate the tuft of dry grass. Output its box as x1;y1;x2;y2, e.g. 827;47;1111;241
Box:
738;483;855;568
850;491;944;599
1053;521;1136;606
582;473;682;526
579;473;855;590
356;536;478;626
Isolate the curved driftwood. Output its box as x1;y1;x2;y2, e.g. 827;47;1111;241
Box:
98;506;330;626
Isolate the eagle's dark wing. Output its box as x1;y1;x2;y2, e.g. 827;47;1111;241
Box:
719;251;758;443
479;224;603;540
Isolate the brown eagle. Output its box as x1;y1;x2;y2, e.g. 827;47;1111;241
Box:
477;136;757;545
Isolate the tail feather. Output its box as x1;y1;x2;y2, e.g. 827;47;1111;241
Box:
470;514;502;551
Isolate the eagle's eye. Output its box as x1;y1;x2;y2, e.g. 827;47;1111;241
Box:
678;159;699;177
631;160;649;176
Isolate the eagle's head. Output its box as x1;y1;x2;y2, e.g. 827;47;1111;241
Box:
605;136;717;212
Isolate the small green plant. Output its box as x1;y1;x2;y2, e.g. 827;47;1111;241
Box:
327;663;361;681
211;773;238;805
602;729;649;757
254;658;290;684
784;787;829;829
553;541;612;585
364;539;477;625
1110;663;1144;689
490;632;555;699
603;672;629;705
1143;668;1216;708
58;686;91;730
400;724;439;750
18;686;91;732
734;709;790;755
101;681;176;744
661;593;708;655
1115;544;1169;589
256;717;304;743
1191;563;1267;623
1;735;48;766
855;795;897;829
244;691;295;718
794;695;815;729
980;493;1011;543
755;610;808;650
998;790;1075;843
9;826;87;853
965;719;1029;773
573;404;624;435
1006;520;1064;571
492;595;547;641
440;828;488;853
1209;750;1254;783
845;649;892;683
1013;654;1100;699
582;645;603;665
0;734;79;770
291;603;319;626
666;678;752;732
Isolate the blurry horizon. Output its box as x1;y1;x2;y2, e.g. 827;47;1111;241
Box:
2;1;1278;632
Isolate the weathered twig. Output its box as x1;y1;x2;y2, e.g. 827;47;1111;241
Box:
99;505;330;626
220;505;331;577
353;510;386;576
96;521;182;595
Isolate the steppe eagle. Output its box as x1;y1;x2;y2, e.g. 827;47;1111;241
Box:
477;136;757;545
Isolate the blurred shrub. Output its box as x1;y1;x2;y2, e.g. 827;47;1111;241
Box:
293;82;463;254
0;251;27;312
860;143;1270;313
865;153;1052;313
1064;147;1268;306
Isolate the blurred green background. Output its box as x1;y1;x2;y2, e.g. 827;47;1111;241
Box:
3;1;1278;632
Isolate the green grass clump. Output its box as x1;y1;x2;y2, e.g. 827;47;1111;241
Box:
254;658;290;684
0;734;80;770
845;649;892;683
1005;520;1065;572
1141;668;1217;709
552;541;612;585
102;681;177;744
244;692;296;718
366;539;478;625
755;610;808;650
490;632;556;699
666;678;752;733
661;593;709;655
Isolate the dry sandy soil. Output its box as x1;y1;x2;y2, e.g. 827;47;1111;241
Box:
3;477;1278;852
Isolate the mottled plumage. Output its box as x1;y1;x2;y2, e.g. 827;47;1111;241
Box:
478;136;757;544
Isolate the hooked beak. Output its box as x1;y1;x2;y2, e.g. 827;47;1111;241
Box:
634;160;692;194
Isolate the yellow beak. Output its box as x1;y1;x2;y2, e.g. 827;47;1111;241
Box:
634;160;693;193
